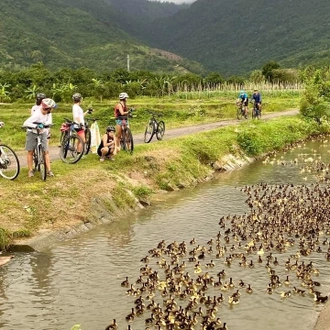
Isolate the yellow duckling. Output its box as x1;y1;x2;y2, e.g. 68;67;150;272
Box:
280;290;291;298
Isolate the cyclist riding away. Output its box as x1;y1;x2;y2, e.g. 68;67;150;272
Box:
237;90;249;118
97;126;117;162
251;89;262;114
23;98;56;178
114;92;131;152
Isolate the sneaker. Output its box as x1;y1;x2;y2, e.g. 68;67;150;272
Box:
28;170;34;178
47;171;54;177
100;157;105;162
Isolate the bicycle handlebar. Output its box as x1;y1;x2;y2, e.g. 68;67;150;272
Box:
63;118;82;126
146;110;162;117
85;117;99;122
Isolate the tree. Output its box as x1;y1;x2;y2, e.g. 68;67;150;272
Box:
262;61;280;82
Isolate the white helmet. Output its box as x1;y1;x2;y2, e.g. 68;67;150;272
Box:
119;92;129;100
41;98;56;109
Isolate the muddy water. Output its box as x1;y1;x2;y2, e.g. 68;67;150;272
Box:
1;138;330;330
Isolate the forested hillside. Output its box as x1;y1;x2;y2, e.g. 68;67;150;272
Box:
0;0;203;74
130;0;330;76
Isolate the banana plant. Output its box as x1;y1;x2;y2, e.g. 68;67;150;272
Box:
0;82;11;102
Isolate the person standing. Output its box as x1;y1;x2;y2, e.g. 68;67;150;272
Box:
31;93;52;144
31;93;46;115
72;93;89;154
114;92;130;152
23;98;56;177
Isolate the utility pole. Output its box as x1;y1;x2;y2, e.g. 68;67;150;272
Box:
127;54;130;72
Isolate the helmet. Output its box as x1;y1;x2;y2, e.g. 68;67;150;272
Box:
240;90;245;94
106;126;116;132
119;92;128;100
36;93;46;100
72;93;82;102
41;98;56;109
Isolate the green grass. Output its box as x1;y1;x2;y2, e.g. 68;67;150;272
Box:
0;91;301;151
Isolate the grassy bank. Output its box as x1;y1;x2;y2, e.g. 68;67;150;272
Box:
0;112;328;250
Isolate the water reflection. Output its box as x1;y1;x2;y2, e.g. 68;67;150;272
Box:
0;138;330;330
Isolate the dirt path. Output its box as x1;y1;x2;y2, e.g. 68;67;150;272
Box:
17;109;299;167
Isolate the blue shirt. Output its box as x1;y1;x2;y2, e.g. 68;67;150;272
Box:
252;92;262;103
238;92;248;100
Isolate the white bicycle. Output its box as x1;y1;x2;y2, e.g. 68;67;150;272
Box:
0;122;20;180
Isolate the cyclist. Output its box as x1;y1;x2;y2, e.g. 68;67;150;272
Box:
31;93;53;144
114;92;131;152
251;89;262;114
31;93;46;115
23;98;56;178
97;126;117;162
72;93;90;155
237;90;249;118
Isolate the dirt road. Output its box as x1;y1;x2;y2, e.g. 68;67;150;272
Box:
17;109;299;167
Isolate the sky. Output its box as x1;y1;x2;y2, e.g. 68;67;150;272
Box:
150;0;196;4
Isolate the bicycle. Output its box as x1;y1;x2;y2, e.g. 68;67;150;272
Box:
59;118;85;164
115;110;134;154
84;116;99;155
144;110;165;143
0;122;20;180
22;123;51;181
251;101;261;120
236;101;248;120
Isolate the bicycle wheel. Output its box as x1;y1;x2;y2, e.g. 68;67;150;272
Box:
60;135;84;164
156;121;165;141
84;128;91;155
252;106;257;119
0;144;20;180
124;128;134;154
59;131;67;147
237;107;243;120
37;145;47;181
144;120;155;143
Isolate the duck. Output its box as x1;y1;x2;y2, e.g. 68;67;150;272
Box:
105;319;118;330
284;275;290;286
280;290;291;298
293;287;305;296
246;284;253;294
125;308;135;322
121;276;130;287
314;293;329;303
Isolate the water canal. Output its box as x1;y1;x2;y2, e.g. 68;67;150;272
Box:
1;137;330;330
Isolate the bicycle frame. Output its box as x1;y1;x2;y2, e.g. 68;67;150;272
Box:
117;114;134;154
144;110;165;143
33;127;47;181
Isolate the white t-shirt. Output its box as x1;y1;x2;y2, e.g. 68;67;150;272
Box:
23;108;52;133
31;104;41;115
72;103;84;125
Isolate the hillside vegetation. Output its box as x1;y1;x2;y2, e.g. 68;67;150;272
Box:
131;0;330;76
0;0;204;74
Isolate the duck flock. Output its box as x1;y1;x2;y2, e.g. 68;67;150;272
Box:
105;137;330;330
